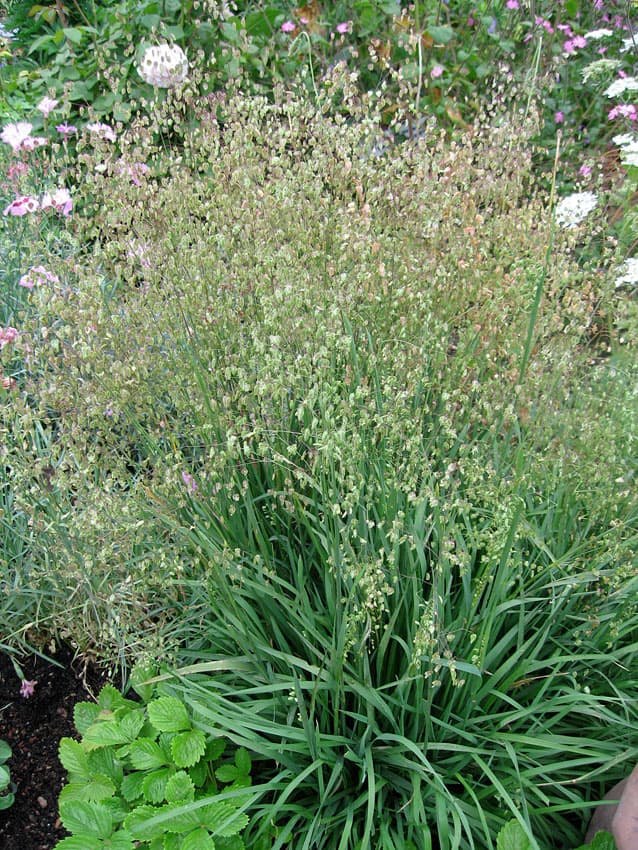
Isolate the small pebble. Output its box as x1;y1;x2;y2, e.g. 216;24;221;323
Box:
56;707;67;719
37;796;47;808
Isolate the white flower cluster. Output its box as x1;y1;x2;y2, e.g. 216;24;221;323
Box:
615;257;638;289
604;76;638;98
584;28;614;40
554;191;598;229
613;133;638;168
137;43;188;88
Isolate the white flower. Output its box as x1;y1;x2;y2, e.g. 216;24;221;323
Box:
615;257;638;288
37;96;59;116
137;43;188;88
620;35;637;53
621;149;638;167
86;122;117;142
581;58;621;84
1;121;33;152
584;28;614;40
554;191;598;229
604;76;638;98
613;133;637;147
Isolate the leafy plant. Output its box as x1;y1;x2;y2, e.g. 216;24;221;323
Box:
0;739;15;811
496;819;617;850
53;674;253;850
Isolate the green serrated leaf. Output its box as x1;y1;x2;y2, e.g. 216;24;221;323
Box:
129;663;157;703
129;738;168;771
59;799;113;839
107;830;136;850
189;759;208;788
0;741;11;762
74;702;101;736
83;720;130;749
172;730;206;768
496;819;533;850
205;740;226;762
200;802;247;837
59;774;116;803
126;803;196;838
181;826;216;850
163;834;180;850
216;836;245;850
215;765;238;783
100;796;128;824
575;831;615;850
119;710;145;742
148;697;191;733
98;685;132;710
59;738;90;778
164;771;195;803
88;748;123;784
234;748;251;776
52;836;102;850
142;768;174;804
121;771;146;803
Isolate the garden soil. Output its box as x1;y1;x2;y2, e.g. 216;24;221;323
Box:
0;644;119;850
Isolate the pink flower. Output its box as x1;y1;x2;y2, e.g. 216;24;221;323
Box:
563;40;576;54
182;471;198;494
21;136;48;151
609;104;638;121
20;680;36;699
40;187;73;216
0;327;19;348
572;35;587;49
535;16;554;35
579;164;593;177
281;20;296;33
37;96;59;116
56;123;78;138
117;161;150;187
3;195;40;216
555;111;565;124
1;122;33;153
86;122;117;142
506;0;519;8
336;21;350;35
557;24;573;36
431;65;444;79
19;265;60;289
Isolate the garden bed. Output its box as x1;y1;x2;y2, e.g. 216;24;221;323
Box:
0;646;117;850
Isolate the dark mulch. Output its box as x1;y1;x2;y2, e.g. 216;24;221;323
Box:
0;644;119;850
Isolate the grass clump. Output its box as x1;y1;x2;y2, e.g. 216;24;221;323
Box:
0;21;636;843
0;76;633;848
